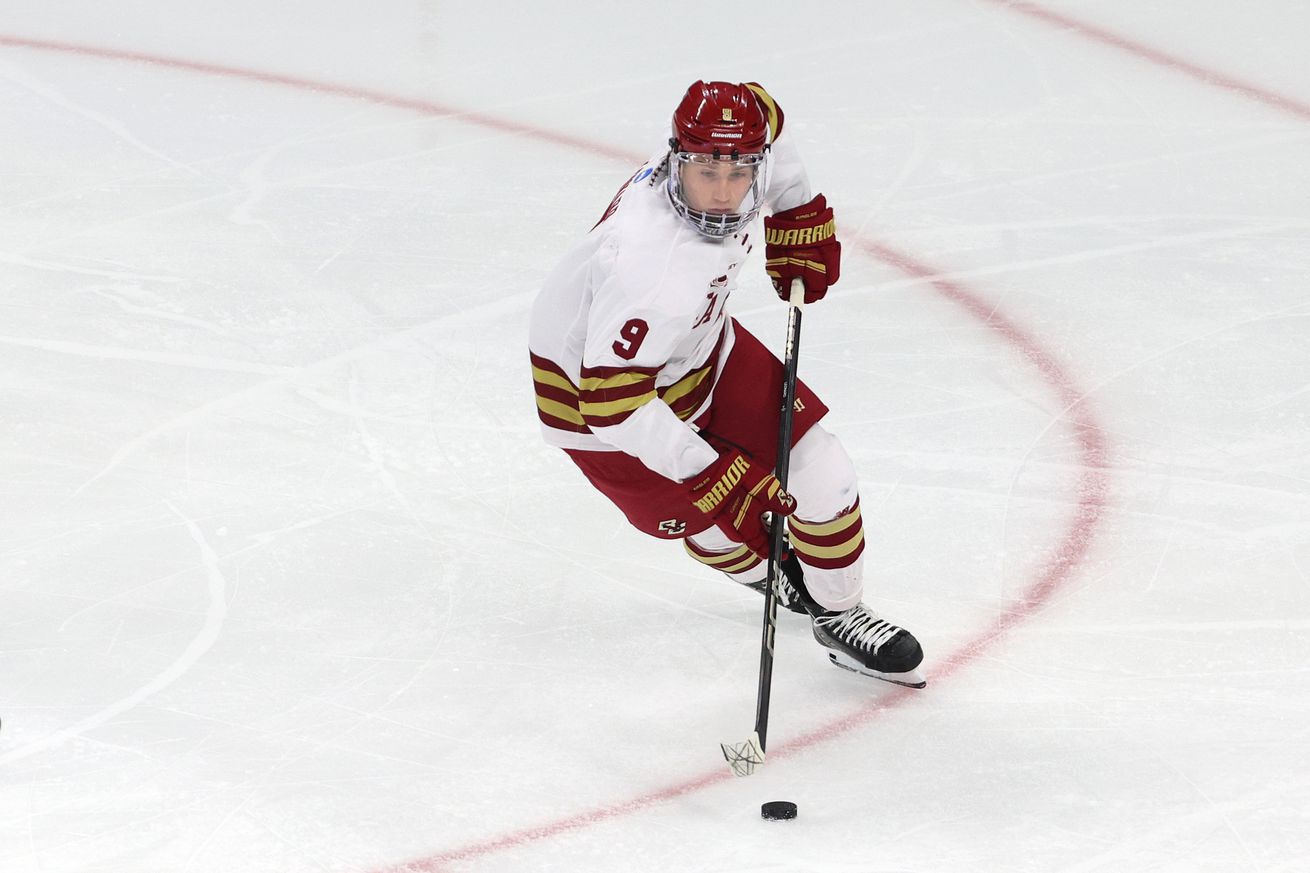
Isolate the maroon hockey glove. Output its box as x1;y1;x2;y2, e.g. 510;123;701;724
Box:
764;194;841;304
686;451;797;559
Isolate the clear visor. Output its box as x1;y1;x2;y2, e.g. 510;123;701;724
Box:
668;150;770;238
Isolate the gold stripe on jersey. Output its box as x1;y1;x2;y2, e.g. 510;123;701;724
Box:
535;395;586;427
578;368;657;425
530;352;592;433
578;370;655;393
662;328;724;421
532;336;720;433
662;363;714;419
532;364;579;395
578;388;658;420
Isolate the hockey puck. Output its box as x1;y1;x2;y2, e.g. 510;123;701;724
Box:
761;800;798;821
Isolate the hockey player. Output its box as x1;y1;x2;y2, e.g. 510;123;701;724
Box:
529;80;924;687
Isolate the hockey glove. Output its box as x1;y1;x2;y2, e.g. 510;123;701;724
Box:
764;194;841;304
686;451;796;559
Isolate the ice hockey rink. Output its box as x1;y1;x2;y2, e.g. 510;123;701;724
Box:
3;2;1308;871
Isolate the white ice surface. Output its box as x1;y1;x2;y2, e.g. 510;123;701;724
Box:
2;2;1309;872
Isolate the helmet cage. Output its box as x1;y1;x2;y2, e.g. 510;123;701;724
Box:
667;149;771;238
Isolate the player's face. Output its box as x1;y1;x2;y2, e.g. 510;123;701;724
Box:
678;155;759;214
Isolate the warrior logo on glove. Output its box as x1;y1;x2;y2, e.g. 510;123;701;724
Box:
687;451;796;559
764;193;842;304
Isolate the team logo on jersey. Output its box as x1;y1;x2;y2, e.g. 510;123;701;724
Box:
694;291;720;328
658;519;687;536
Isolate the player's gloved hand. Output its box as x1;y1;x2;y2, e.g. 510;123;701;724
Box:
764;194;841;304
686;451;796;559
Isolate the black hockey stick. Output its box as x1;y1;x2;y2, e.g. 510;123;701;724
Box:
720;280;804;777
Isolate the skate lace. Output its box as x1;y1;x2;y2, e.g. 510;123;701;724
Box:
818;607;900;653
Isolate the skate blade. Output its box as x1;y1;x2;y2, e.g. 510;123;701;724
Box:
828;653;927;689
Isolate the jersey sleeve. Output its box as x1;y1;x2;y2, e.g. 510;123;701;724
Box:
578;263;719;483
764;131;813;213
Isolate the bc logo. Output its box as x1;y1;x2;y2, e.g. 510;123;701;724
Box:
657;519;687;536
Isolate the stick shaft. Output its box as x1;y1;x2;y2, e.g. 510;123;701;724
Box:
752;292;804;753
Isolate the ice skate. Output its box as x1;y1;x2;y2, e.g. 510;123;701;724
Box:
811;604;927;688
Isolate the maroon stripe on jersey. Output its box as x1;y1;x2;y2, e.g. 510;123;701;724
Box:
532;383;589;431
533;380;579;405
537;409;592;433
578;361;659;429
529;351;575;382
659;330;725;421
530;351;592;433
662;363;714;420
578;377;655;403
579;383;657;428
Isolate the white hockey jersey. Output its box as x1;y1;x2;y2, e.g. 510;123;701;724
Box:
529;114;812;484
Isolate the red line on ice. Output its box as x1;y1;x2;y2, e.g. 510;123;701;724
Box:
0;27;1163;872
984;0;1310;123
0;34;638;164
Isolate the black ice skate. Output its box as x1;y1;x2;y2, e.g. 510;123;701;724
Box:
811;604;927;689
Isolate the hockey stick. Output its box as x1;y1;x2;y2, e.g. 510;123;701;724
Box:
720;280;805;777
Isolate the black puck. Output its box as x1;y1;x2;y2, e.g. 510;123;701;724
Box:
761;800;798;820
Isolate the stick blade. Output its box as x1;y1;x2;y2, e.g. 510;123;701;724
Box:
720;732;765;777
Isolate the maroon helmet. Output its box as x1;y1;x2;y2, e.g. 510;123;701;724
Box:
670;81;771;158
667;81;775;237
